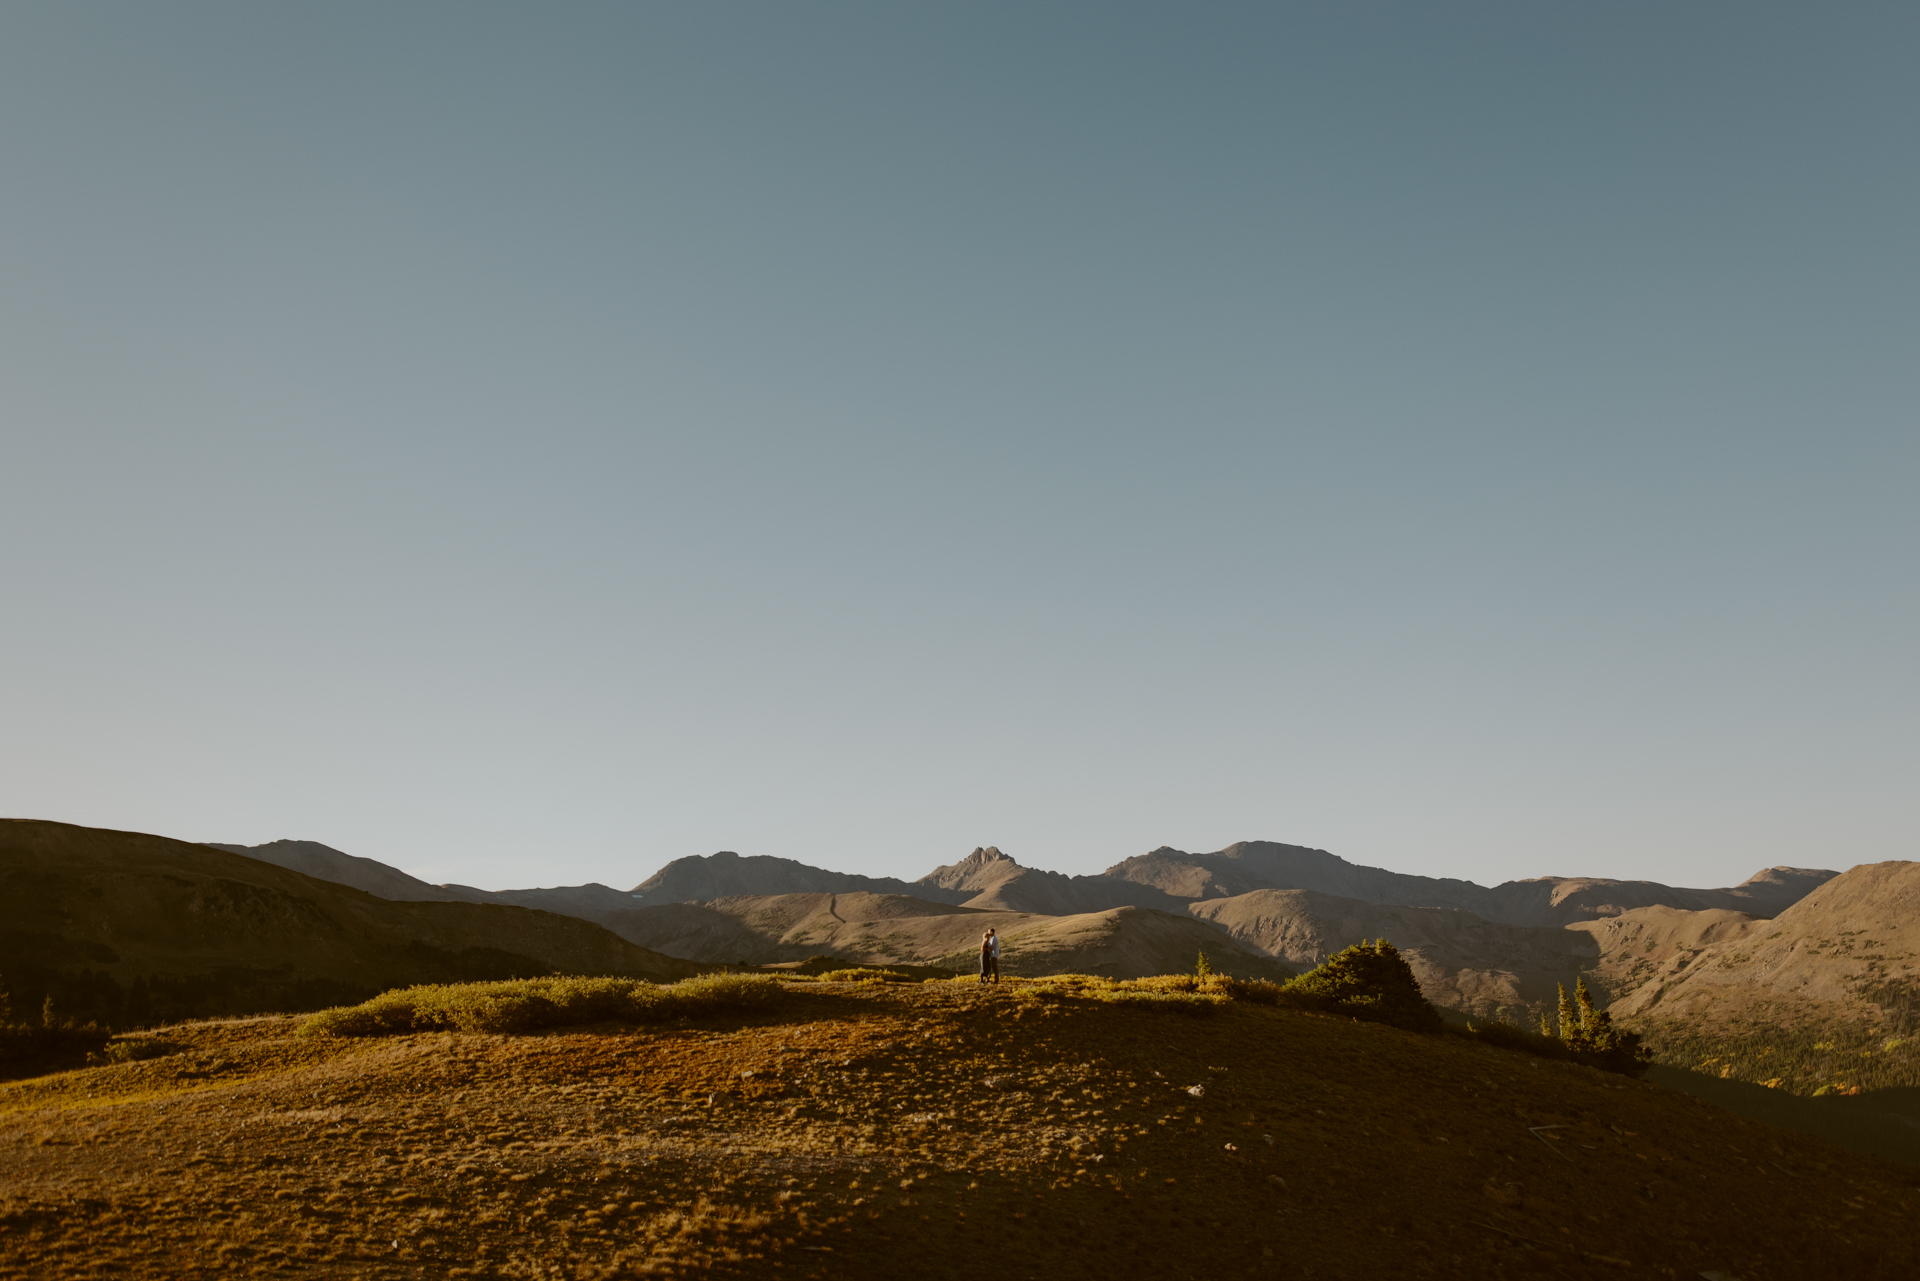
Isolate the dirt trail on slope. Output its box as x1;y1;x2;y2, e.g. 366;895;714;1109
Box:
1;983;1914;1280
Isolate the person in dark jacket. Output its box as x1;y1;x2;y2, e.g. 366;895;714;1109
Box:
978;928;1000;983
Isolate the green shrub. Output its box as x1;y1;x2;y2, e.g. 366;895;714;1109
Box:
87;1037;179;1066
1205;975;1286;1005
298;973;783;1038
813;968;915;984
1285;939;1442;1033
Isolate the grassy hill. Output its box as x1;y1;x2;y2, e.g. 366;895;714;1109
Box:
0;820;700;1033
0;977;1913;1279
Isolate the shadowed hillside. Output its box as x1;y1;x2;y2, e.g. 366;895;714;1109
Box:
211;840;642;922
2;979;1914;1279
0;820;699;1032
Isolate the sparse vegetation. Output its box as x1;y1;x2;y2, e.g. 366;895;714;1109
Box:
810;968;916;984
6;970;1915;1280
297;973;783;1038
1633;1011;1920;1096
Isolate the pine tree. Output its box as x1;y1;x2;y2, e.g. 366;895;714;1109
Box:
1195;951;1214;979
1541;976;1652;1075
0;973;11;1025
1557;983;1581;1048
1287;938;1442;1033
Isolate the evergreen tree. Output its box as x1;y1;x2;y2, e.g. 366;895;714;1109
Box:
1195;951;1214;979
1287;938;1442;1033
0;973;10;1025
1541;977;1652;1074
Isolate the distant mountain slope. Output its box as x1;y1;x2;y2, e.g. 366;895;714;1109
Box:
197;835;1847;1030
631;851;971;905
992;905;1292;981
592;890;1288;980
482;884;645;920
1185;888;1597;1021
207;840;492;904
914;846;1179;914
1109;840;1835;927
212;839;641;923
1479;866;1839;928
598;892;1026;966
2;820;699;1028
1609;861;1920;1027
1104;840;1489;910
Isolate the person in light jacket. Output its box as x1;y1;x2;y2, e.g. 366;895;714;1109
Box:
978;928;1000;984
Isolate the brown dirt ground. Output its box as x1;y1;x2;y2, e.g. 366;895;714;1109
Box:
1;980;1914;1280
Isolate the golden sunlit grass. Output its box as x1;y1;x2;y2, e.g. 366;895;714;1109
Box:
297;973;784;1038
5;977;1916;1281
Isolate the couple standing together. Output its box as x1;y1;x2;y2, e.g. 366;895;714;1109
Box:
978;928;1000;983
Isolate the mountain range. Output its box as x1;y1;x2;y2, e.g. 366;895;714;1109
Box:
205;833;1915;1041
13;818;1916;1087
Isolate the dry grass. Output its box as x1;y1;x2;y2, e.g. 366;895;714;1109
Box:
297;974;784;1038
1;980;1917;1280
795;970;918;985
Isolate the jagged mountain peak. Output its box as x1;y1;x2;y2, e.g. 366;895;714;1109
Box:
957;845;1015;866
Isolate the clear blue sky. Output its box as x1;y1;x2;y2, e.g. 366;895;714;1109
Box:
3;3;1914;892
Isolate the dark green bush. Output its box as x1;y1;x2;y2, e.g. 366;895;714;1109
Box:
1285;939;1443;1033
